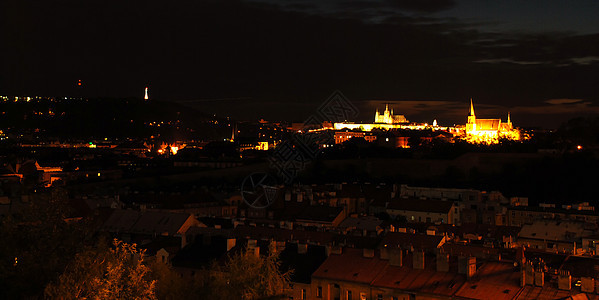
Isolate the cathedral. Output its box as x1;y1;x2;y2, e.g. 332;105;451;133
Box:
333;104;434;131
375;104;408;124
465;99;520;143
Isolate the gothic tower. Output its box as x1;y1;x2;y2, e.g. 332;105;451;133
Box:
505;112;513;130
466;99;476;133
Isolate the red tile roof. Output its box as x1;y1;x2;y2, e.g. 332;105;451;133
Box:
455;261;521;300
312;248;389;284
371;252;465;297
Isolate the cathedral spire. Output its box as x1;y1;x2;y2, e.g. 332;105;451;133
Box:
507;112;511;123
469;98;475;117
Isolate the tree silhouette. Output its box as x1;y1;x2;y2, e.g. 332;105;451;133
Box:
45;239;156;300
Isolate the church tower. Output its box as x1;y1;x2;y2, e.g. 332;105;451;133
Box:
466;99;476;133
506;112;513;130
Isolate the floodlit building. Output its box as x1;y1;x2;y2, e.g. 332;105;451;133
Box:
374;104;408;124
465;99;520;143
333;105;446;131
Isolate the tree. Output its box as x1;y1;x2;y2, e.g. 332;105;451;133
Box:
206;248;291;300
45;239;156;300
0;188;94;298
151;261;208;300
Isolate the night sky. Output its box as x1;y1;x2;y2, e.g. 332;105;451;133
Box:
2;0;599;128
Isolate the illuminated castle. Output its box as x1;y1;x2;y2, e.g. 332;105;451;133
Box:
333;104;436;131
375;104;408;124
465;99;520;143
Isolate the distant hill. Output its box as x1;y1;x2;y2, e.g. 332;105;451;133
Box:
0;98;232;140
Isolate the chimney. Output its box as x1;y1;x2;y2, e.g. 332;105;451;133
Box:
534;267;544;287
363;248;375;258
389;249;403;267
413;250;425;270
525;261;534;286
558;270;571;290
298;243;308;254
467;257;476;279
436;251;450;272
581;277;595;293
226;238;236;252
458;256;476;278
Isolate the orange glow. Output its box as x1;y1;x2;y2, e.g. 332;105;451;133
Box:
170;146;179;155
463;100;521;144
255;141;269;151
577;145;582;150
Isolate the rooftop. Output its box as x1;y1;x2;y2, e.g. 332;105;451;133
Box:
380;232;445;251
371;252;465;297
312;248;388;284
454;261;521;300
519;220;593;242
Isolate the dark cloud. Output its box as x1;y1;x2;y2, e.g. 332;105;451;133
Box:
386;0;456;13
338;0;456;14
1;0;598;128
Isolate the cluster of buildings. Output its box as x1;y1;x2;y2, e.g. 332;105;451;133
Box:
5;178;593;299
331;100;522;145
